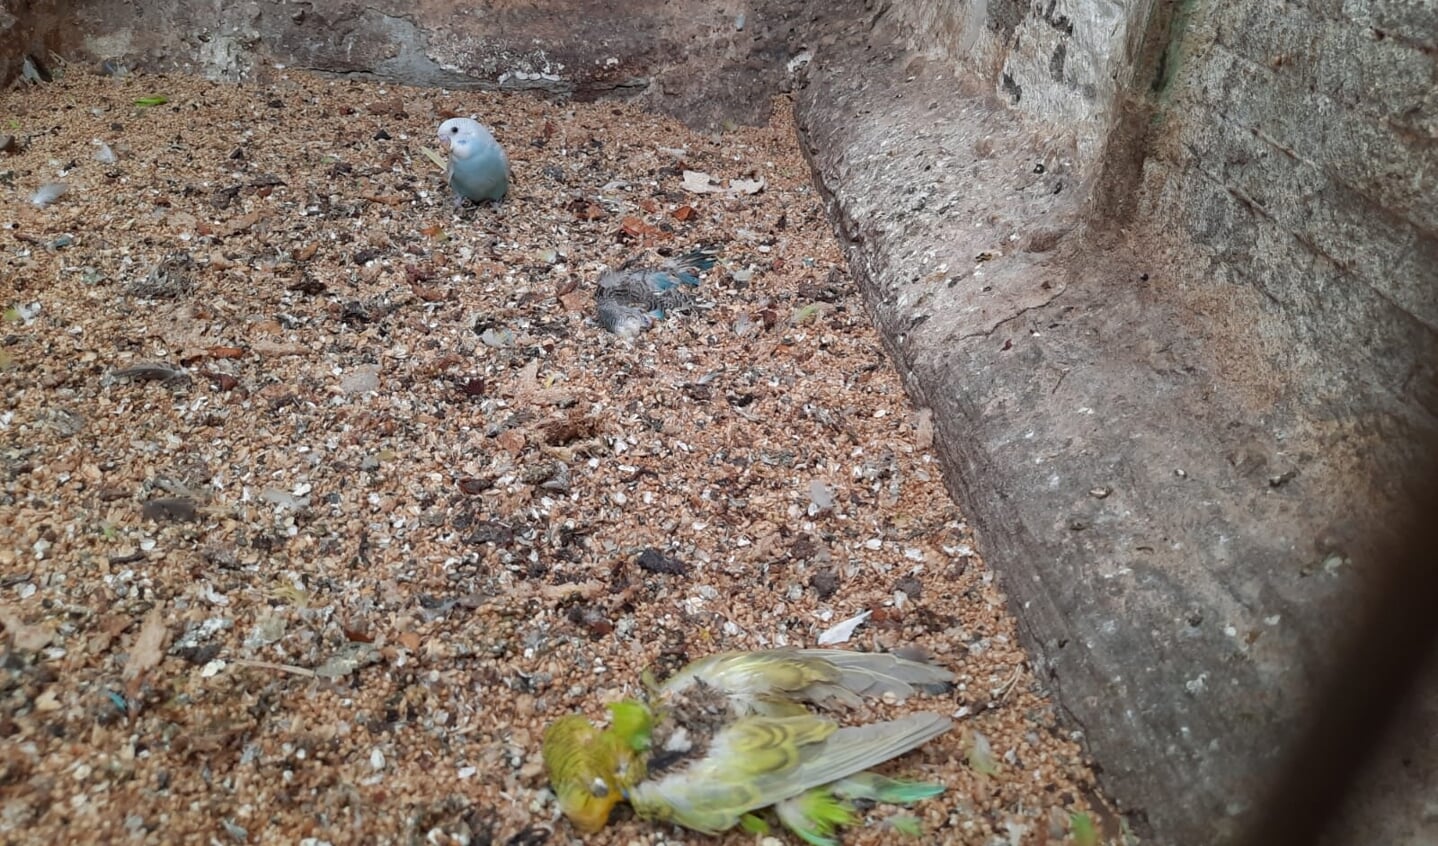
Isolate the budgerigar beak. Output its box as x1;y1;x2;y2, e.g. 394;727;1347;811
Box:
437;135;451;152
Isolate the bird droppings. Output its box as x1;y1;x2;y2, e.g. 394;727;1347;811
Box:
0;70;1114;843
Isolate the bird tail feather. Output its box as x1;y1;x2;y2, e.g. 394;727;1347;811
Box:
830;771;946;804
670;246;721;274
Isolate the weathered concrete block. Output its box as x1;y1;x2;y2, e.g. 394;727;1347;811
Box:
795;0;1437;843
9;0;810;129
1340;0;1438;44
880;0;1149;161
1207;0;1432;132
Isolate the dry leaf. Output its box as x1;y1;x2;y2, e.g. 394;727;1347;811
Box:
88;613;135;656
123;608;169;685
495;429;526;456
554;275;579;297
619;215;662;238
672;204;697;221
203;370;240;391
365;97;407;117
559;291;589;313
0;605;57;652
218;211;264;238
424;352;465;375
681;170;766;196
618;215;670;242
360;193;405;206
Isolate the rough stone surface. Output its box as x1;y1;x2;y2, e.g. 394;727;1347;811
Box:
6;0;811;129
878;0;1150;163
0;0;62;85
793;1;1437;844
1135;0;1438;840
1138;0;1438;429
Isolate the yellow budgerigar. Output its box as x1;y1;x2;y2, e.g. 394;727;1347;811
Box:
542;647;954;845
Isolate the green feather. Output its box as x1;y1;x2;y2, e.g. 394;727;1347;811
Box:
887;814;925;837
605;700;653;752
775;788;857;846
740;813;771;835
1070;811;1099;846
832;771;946;804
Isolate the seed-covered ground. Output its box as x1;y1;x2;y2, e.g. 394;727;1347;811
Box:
0;70;1113;845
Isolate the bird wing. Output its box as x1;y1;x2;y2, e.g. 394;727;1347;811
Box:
628;711;950;834
661;648;953;712
597;268;696;313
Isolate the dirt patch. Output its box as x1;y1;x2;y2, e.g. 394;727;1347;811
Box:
0;71;1105;844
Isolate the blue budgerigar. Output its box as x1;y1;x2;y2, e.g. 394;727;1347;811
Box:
437;117;510;205
595;247;719;336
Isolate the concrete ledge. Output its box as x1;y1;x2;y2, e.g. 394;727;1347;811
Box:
793;12;1430;844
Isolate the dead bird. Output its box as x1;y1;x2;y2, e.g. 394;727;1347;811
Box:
595;247;719;337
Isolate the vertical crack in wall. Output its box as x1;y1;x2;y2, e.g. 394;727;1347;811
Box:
1090;0;1171;227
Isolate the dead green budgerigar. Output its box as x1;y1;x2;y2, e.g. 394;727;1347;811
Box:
542;647;955;845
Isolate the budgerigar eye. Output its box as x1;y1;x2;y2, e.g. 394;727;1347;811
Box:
589;777;609;798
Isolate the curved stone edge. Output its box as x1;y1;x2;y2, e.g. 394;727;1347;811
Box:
791;12;1432;845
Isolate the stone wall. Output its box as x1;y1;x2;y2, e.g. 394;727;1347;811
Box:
1139;0;1437;453
881;0;1153;164
1134;1;1438;839
1;0;810;128
792;0;1436;843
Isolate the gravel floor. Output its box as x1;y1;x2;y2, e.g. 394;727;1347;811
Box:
0;70;1112;845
